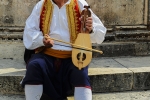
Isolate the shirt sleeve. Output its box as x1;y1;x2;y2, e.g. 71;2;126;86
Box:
23;0;44;50
78;0;107;44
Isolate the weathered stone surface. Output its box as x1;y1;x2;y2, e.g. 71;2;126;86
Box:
115;56;150;90
0;57;133;94
90;73;133;93
133;72;150;90
92;42;135;57
0;56;150;94
114;30;150;41
148;43;150;54
0;59;25;95
93;42;150;57
89;58;133;92
135;42;149;56
2;90;150;100
0;42;24;60
86;0;145;26
0;0;148;27
0;0;39;27
0;0;149;42
0;27;24;40
1;41;150;60
0;59;25;76
149;0;150;23
0;76;24;95
114;57;150;73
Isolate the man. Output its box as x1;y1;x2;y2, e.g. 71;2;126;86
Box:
21;0;106;100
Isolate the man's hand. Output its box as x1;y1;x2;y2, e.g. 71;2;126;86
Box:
85;17;93;33
43;35;54;47
80;16;93;33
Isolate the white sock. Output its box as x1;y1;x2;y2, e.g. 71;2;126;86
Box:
74;87;92;100
25;85;43;100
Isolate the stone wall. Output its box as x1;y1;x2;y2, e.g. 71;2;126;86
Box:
0;0;149;58
0;0;149;41
0;0;39;27
86;0;146;26
0;0;148;27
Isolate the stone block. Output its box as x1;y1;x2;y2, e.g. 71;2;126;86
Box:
0;76;24;95
86;0;145;26
115;56;150;90
90;73;133;93
133;72;150;90
135;42;149;56
0;42;24;60
89;58;133;92
0;0;39;27
92;42;136;57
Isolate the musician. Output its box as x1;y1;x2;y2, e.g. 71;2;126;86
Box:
21;0;106;100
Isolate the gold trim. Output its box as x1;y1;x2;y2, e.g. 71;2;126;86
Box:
43;48;72;58
41;0;53;35
35;0;53;53
66;0;81;43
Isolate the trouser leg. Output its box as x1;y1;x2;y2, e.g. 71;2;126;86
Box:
22;54;66;100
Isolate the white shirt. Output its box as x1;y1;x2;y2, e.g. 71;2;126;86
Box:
23;0;107;50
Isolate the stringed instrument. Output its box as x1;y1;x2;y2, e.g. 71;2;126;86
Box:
72;6;92;70
44;6;103;70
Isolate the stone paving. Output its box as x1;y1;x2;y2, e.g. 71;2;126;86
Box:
1;90;150;100
0;43;150;99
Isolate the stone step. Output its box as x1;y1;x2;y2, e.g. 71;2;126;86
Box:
1;90;150;100
0;41;150;59
0;56;150;95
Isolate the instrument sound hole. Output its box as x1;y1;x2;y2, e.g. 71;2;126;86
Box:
77;52;86;61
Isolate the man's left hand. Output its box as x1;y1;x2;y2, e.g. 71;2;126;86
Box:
85;17;93;33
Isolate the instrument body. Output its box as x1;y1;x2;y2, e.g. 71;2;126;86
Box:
72;33;92;70
72;6;92;70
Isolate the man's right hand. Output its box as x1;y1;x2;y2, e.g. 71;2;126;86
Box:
43;35;54;47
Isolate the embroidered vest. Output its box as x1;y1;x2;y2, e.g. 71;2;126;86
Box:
35;0;81;58
40;0;81;42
